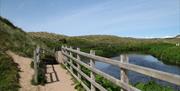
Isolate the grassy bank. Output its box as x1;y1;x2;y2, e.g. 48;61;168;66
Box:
0;52;20;91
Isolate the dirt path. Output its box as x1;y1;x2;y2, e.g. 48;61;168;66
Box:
44;64;76;91
7;51;76;91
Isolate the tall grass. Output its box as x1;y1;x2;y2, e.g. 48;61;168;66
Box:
0;52;20;91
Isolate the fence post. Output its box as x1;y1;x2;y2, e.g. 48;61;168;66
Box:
33;48;38;83
36;46;40;67
77;48;81;79
62;45;65;64
64;46;68;66
120;55;129;91
70;46;73;73
90;50;96;91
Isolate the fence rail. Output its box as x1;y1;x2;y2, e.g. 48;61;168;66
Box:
59;46;180;91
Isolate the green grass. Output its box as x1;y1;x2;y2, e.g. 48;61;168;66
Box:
0;52;20;91
135;81;173;91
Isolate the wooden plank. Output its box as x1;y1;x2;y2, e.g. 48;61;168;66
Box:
64;46;69;67
33;50;38;83
69;46;73;72
119;63;180;86
90;50;95;91
66;59;107;91
64;63;90;91
36;46;40;65
120;55;129;91
64;47;120;66
77;48;81;79
62;51;140;91
63;47;180;86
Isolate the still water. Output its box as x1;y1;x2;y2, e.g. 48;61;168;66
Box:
94;54;180;90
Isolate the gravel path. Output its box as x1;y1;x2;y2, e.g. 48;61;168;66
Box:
7;51;76;91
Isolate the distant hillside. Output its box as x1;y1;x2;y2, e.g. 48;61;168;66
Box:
175;35;180;38
29;32;67;41
29;31;180;49
29;32;180;66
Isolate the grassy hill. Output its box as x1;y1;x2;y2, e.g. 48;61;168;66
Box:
0;16;46;91
28;32;180;66
28;32;66;49
0;16;36;57
28;32;67;41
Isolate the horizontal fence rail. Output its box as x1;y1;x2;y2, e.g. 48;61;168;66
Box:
60;46;180;91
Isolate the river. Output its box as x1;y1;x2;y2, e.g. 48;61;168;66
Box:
93;54;180;90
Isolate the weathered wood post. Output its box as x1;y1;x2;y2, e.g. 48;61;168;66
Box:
36;46;40;67
77;48;81;79
69;46;73;73
33;49;38;83
61;45;65;64
120;55;129;91
90;50;96;91
33;45;40;84
64;45;68;66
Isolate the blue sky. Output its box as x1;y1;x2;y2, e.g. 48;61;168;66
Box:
0;0;180;38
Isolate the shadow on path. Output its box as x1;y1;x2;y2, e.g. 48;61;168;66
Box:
43;56;60;84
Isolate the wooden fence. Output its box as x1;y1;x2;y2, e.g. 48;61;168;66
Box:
59;45;180;91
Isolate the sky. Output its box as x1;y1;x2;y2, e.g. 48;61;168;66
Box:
0;0;180;38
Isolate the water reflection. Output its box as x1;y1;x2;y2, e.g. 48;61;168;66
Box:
94;54;180;90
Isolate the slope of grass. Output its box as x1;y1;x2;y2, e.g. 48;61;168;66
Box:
28;32;66;49
0;16;47;90
0;52;20;91
28;32;67;41
0;16;36;57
